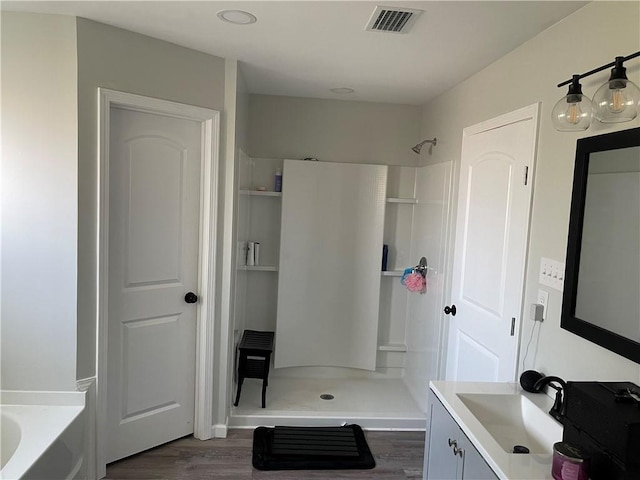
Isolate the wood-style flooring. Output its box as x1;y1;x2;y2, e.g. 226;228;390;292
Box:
105;429;425;480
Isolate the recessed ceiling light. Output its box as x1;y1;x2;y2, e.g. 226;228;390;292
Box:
330;88;355;94
217;10;257;25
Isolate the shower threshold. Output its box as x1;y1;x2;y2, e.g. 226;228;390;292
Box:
229;374;426;430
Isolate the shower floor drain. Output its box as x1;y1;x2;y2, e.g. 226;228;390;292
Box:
320;393;334;400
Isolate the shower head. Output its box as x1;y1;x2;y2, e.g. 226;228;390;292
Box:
411;138;437;154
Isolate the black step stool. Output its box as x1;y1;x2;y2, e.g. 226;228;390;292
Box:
234;330;275;408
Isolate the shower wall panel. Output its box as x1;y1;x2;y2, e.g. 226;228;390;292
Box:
276;160;387;370
404;162;452;411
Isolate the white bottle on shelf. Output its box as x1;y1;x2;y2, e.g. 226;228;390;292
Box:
254;242;260;266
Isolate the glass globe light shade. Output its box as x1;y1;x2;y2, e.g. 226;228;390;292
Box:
551;76;592;131
593;57;640;123
593;78;640;123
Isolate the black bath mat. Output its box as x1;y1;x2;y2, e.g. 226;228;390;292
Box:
252;424;376;470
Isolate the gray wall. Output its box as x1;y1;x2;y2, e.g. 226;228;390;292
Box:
1;12;78;391
248;94;422;166
76;18;226;380
420;1;640;383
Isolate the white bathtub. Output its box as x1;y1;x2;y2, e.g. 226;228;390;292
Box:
0;391;85;480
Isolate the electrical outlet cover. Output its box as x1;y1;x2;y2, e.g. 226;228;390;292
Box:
537;289;549;320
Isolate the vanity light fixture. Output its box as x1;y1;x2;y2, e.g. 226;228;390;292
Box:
553;51;640;131
551;75;593;131
217;10;257;25
593;56;640;123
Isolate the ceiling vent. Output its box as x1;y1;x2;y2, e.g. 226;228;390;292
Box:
365;6;423;34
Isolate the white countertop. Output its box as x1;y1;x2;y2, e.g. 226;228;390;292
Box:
429;381;562;480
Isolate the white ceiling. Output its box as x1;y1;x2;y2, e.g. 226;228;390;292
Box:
3;1;587;105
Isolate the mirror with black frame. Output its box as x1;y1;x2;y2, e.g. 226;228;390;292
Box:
562;127;640;364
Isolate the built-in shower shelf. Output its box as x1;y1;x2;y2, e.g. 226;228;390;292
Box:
240;190;282;197
386;197;417;204
238;265;278;272
377;343;407;352
381;270;404;277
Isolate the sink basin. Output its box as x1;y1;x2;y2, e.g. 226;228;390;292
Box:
457;393;562;454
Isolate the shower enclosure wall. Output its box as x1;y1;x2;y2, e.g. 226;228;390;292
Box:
231;154;451;429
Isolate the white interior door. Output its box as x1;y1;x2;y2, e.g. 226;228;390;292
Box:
276;160;387;371
446;105;539;382
107;106;201;462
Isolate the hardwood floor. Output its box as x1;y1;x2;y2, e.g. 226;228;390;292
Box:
105;429;425;480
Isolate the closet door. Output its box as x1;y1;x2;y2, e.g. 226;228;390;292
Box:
276;160;387;370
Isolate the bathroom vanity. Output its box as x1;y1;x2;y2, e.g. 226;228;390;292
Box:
424;381;562;480
425;395;497;479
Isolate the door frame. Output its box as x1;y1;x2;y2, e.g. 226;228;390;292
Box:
96;88;220;474
445;102;540;381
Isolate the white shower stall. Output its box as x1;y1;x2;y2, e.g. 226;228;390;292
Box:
231;155;451;429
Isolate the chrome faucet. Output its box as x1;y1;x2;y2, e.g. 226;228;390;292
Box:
533;375;567;422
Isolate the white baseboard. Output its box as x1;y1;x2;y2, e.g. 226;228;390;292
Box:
212;423;228;438
77;377;97;480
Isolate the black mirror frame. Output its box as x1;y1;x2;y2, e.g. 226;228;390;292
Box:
562;127;640;364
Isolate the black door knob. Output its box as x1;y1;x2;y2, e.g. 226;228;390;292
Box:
184;292;198;304
444;304;457;316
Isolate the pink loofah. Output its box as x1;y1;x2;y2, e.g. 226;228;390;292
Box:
404;272;426;293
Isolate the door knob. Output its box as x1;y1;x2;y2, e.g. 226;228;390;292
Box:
444;304;457;316
184;292;198;304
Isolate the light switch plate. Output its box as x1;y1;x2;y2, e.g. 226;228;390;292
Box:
539;257;565;291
